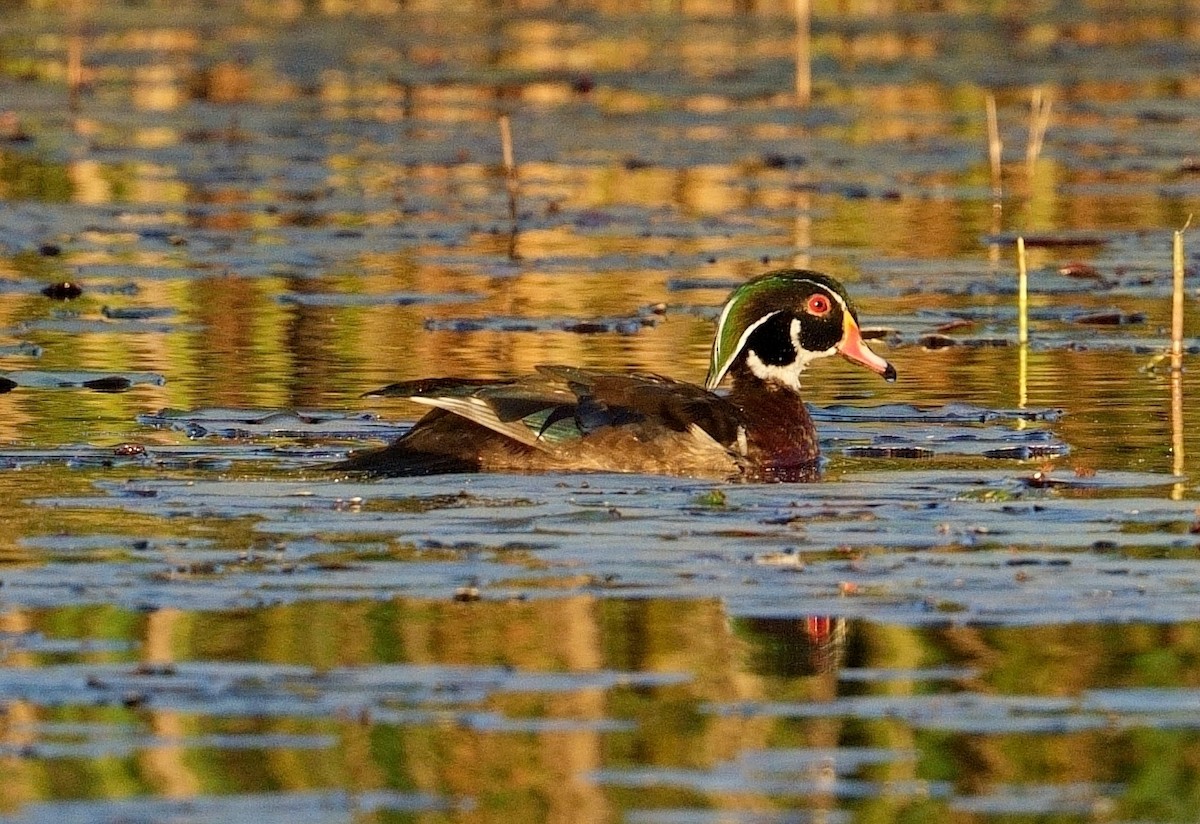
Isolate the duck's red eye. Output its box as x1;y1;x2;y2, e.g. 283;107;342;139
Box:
806;294;832;316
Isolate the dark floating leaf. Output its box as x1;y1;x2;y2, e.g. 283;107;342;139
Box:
562;321;612;334
984;232;1111;248
935;318;975;333
424;313;659;335
1069;310;1145;325
761;152;806;169
919;334;958;349
815;403;1063;424
0;377;16;394
573;210;614;229
82;376;133;393
666;278;744;291
278;291;479;307
41;281;83;300
843;446;935;459
101;305;177;320
1138;108;1184;124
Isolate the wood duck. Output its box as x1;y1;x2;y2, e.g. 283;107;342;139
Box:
335;269;895;481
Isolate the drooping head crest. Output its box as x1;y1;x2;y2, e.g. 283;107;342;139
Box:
704;269;859;390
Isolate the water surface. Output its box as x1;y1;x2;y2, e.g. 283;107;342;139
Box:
0;1;1198;821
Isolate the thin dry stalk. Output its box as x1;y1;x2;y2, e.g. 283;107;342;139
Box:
794;0;812;106
1170;215;1191;368
1017;236;1029;345
986;93;1002;202
499;114;518;225
67;0;85;114
1025;88;1052;173
499;114;521;259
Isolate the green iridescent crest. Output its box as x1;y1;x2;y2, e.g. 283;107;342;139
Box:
704;269;857;390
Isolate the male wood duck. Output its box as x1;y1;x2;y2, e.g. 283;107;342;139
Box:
335;269;895;481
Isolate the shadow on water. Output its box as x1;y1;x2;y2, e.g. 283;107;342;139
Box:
0;0;1198;821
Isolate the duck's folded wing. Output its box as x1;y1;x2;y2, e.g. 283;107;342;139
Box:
534;366;744;448
363;375;578;450
362;368;745;453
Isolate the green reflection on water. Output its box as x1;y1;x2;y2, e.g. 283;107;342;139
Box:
0;0;1198;820
1;598;1199;820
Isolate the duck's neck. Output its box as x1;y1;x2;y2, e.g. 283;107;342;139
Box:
728;362;820;480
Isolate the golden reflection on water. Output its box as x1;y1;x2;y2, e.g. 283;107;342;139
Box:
0;2;1198;817
0;596;1197;819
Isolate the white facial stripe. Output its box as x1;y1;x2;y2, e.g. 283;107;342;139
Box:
707;309;780;389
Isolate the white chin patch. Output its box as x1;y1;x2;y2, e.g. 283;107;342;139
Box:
746;351;804;392
745;316;838;392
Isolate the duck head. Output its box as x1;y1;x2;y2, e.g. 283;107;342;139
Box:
705;269;896;392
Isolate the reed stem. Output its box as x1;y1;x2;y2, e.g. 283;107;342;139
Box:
499;114;518;225
1026;88;1052;175
794;0;811;106
1170;216;1190;368
1017;236;1029;345
67;0;84;114
986;93;1001;203
1169;217;1188;484
499;114;521;260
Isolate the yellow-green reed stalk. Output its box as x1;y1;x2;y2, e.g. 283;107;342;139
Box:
1017;236;1029;345
1171;366;1185;486
985;93;1003;266
1016;237;1029;414
1170;217;1189;486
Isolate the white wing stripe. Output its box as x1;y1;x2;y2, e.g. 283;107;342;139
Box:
410;397;553;451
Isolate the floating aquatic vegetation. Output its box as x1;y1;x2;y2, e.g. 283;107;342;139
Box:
136;407;404;440
423;312;661;335
0;3;1198;821
277;290;481;307
0;370;165;392
5;790;458;824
